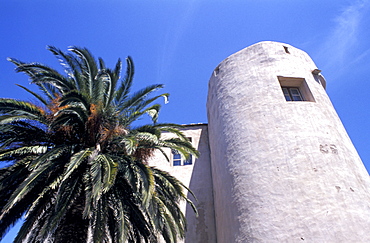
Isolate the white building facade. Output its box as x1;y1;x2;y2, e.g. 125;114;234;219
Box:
148;41;370;242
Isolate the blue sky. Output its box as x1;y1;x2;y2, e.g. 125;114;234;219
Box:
1;1;370;241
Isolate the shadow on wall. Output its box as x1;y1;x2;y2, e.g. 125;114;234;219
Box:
185;126;217;243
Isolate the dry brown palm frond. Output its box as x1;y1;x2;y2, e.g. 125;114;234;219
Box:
134;148;155;164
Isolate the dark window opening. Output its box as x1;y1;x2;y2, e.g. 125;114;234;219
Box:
282;87;303;101
172;137;193;166
173;152;182;166
172;151;193;166
183;155;193;165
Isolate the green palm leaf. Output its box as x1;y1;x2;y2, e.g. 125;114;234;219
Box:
15;84;49;106
0;99;47;123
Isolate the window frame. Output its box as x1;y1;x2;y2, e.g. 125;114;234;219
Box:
278;76;315;102
172;152;182;166
282;87;304;101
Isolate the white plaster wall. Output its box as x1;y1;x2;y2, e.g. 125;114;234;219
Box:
147;124;216;243
207;41;370;242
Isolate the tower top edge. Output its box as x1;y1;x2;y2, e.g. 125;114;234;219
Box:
224;41;305;60
213;41;314;72
210;41;326;88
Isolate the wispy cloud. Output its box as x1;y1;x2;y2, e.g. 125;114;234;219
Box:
319;0;370;73
156;1;199;83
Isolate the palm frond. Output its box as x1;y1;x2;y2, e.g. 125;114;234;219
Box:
0;121;48;147
114;56;133;104
125;104;161;125
13;62;74;93
62;148;92;181
59;90;90;111
68;46;99;99
51;105;88;130
0;99;47;123
0;147;68;218
0;146;47;162
47;45;83;91
47;176;84;238
15;84;49;106
100;154;118;193
118;84;164;113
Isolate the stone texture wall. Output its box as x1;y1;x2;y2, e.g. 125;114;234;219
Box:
207;41;370;242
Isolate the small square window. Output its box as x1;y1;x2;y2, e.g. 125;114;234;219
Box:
278;76;315;102
172;137;193;166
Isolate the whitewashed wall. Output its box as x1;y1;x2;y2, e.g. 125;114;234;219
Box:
207;41;370;242
147;124;217;243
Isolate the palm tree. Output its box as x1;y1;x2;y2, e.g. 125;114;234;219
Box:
0;46;198;243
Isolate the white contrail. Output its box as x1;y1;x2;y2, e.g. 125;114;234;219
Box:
319;0;369;76
156;1;199;84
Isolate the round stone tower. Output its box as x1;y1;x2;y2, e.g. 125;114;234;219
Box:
207;41;370;242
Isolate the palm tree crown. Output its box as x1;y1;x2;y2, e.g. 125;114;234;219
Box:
0;46;198;243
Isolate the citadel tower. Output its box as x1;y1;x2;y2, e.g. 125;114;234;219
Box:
150;41;370;242
206;41;370;242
